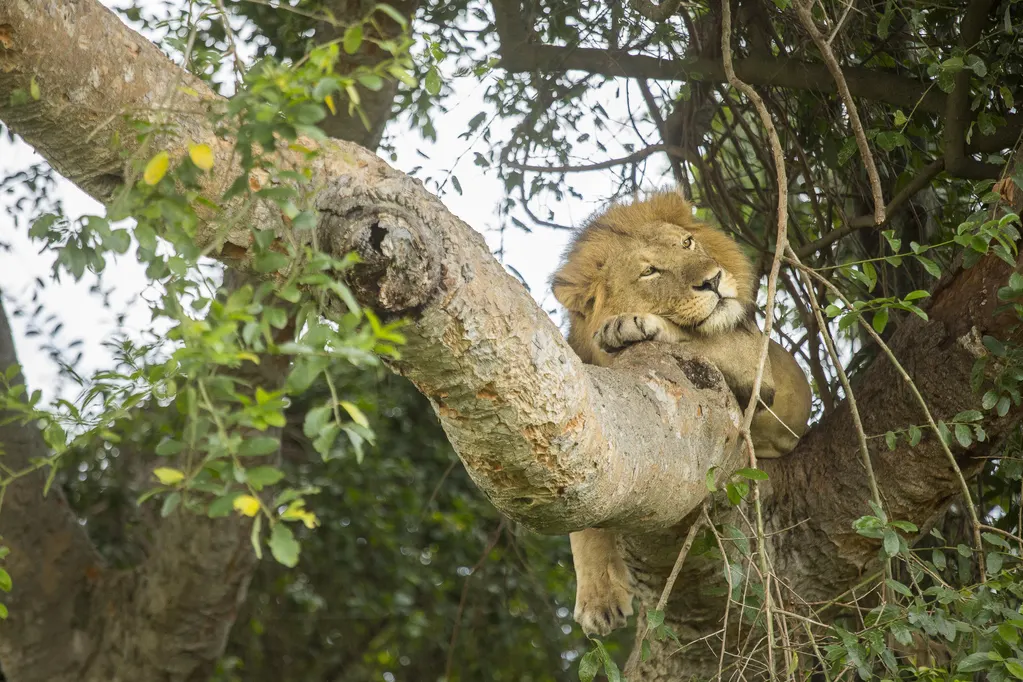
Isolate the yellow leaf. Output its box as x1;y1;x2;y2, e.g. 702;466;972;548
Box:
340;400;369;428
153;467;185;485
188;143;214;170
233;494;261;517
324;94;337;115
143;152;170;185
30;77;40;100
281;501;320;529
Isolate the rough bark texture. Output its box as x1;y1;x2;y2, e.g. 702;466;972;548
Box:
0;298;104;680
1;1;1022;681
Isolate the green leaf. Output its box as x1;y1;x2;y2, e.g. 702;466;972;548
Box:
718;525;748;557
251;514;263;560
239;436;281;457
954;423;973;448
269;523;300;567
958;651;999;672
988;551;1004;575
883;528;900;557
916;256;941;278
726;482;742;506
983;335;1007;356
983;391;1000;410
647;609;665;628
161;491;181;518
705;466;718;492
884;430;896;450
908;425;922;446
885;578;912;597
254;251;290;274
105;229;131;254
904;290;929;301
873;308;889;334
245;466;285;489
932;548;947;570
0;602;7;619
965;54;987;77
1000;625;1021;647
1006;659;1023;680
155;437;184;456
578;649;600;682
340;400;370;428
998;395;1012;417
735;467;769;481
424;67;441;96
343;25;363;54
890;520;918;533
0;568;11;593
208;493;241;518
983;531;1011;549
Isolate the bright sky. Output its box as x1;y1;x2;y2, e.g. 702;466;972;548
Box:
0;2;671;400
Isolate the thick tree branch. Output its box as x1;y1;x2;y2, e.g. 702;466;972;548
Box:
0;0;745;538
943;0;998;179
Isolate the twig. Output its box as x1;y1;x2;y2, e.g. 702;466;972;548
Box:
793;156;945;257
794;0;885;225
797;158;945;257
445;521;506;680
827;0;856;46
702;506;734;681
789;248;880;506
507;143;688;174
721;1;787;677
789;260;987;579
623;506;708;677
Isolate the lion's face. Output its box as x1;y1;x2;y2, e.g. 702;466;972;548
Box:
598;222;748;335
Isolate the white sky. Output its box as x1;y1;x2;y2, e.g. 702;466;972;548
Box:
0;2;674;401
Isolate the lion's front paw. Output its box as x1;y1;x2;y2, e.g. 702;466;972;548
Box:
574;579;635;637
594;313;673;354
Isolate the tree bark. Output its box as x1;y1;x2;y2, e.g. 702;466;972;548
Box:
1;1;1021;680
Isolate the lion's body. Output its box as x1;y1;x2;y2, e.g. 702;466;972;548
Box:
551;191;813;636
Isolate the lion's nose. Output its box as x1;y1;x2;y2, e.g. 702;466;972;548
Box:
694;269;722;293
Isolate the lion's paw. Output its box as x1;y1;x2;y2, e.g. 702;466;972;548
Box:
594;314;673;354
574;569;634;637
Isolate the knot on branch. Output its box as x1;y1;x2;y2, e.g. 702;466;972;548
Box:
317;179;441;313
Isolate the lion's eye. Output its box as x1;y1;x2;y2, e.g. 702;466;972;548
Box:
681;236;695;249
639;266;658;278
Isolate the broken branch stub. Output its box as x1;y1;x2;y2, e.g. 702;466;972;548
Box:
317;176;442;314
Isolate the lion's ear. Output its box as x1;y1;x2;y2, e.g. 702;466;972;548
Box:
551;269;596;315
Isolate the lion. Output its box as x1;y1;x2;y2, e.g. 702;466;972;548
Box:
550;190;813;636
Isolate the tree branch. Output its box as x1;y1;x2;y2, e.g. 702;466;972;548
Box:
489;0;945;115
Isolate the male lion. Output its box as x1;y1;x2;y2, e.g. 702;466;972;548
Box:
551;191;813;636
